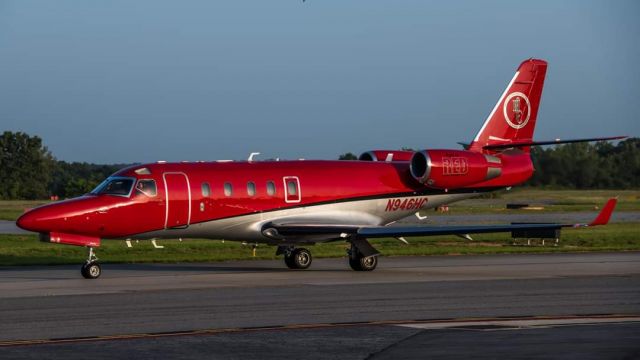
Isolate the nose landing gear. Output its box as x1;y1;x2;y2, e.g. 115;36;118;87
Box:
80;247;101;279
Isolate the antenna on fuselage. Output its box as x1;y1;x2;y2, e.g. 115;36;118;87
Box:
248;152;261;162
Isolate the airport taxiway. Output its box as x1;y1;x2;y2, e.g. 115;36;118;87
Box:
0;252;639;358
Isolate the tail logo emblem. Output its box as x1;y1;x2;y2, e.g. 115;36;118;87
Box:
503;92;531;129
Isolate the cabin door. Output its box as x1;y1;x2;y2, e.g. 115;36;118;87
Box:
163;172;191;229
283;176;301;203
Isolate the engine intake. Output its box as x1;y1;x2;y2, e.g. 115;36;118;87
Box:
410;149;502;189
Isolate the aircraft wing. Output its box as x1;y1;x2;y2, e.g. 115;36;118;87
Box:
264;198;617;241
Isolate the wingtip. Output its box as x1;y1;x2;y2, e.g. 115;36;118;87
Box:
588;198;618;226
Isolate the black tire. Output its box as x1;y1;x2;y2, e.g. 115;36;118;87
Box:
81;262;101;279
284;252;297;269
348;256;361;271
349;254;378;271
289;248;312;269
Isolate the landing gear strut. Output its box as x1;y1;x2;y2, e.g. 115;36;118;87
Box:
281;247;313;269
348;243;378;271
80;247;101;279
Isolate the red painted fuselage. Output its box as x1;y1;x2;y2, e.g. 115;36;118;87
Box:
17;151;534;244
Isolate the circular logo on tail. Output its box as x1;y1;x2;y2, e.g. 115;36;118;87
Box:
503;92;531;129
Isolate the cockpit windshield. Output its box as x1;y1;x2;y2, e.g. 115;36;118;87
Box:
91;177;135;197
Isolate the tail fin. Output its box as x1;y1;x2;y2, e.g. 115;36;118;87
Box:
469;59;548;153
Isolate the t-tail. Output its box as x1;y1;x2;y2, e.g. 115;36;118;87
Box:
468;59;548;153
467;59;626;153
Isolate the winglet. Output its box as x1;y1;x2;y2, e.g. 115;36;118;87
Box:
588;198;618;226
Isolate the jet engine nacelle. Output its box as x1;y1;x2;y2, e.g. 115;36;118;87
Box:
359;150;414;162
410;149;502;189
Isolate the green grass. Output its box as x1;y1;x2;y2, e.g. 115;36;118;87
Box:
0;200;49;221
437;189;640;214
1;222;638;266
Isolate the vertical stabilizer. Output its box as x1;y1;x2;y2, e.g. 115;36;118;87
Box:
469;59;547;153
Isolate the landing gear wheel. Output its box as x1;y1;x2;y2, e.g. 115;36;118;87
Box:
284;252;296;269
81;262;101;279
349;255;378;271
284;248;312;269
348;247;378;271
81;246;101;279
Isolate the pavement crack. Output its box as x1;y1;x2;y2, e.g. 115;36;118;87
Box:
364;328;425;360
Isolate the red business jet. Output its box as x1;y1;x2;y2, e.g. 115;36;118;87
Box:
17;59;622;279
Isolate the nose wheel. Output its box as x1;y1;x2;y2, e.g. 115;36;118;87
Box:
81;247;101;279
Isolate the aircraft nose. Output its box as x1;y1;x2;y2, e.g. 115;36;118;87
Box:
16;210;42;232
16;205;63;233
16;198;104;235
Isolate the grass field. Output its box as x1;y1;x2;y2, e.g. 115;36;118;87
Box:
441;189;640;213
0;200;49;221
1;222;638;266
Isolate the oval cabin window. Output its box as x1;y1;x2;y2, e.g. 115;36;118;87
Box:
266;181;276;196
247;182;256;196
201;182;211;197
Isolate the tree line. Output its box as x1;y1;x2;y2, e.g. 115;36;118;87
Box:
528;138;639;188
0;131;637;200
0;132;129;200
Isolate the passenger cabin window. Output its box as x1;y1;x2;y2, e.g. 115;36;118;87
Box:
287;181;297;196
91;177;134;197
135;179;157;197
247;182;256;196
201;182;211;197
266;181;276;196
224;182;233;197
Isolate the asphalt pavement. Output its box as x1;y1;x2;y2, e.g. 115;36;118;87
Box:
0;252;638;358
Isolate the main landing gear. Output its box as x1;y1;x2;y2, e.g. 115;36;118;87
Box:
282;247;313;270
348;243;378;271
277;241;379;271
80;247;101;279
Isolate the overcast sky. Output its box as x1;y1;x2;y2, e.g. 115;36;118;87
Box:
1;0;638;163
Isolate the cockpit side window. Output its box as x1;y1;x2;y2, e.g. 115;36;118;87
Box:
136;179;157;197
91;177;135;197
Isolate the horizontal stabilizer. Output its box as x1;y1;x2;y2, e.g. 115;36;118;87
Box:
483;136;627;150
